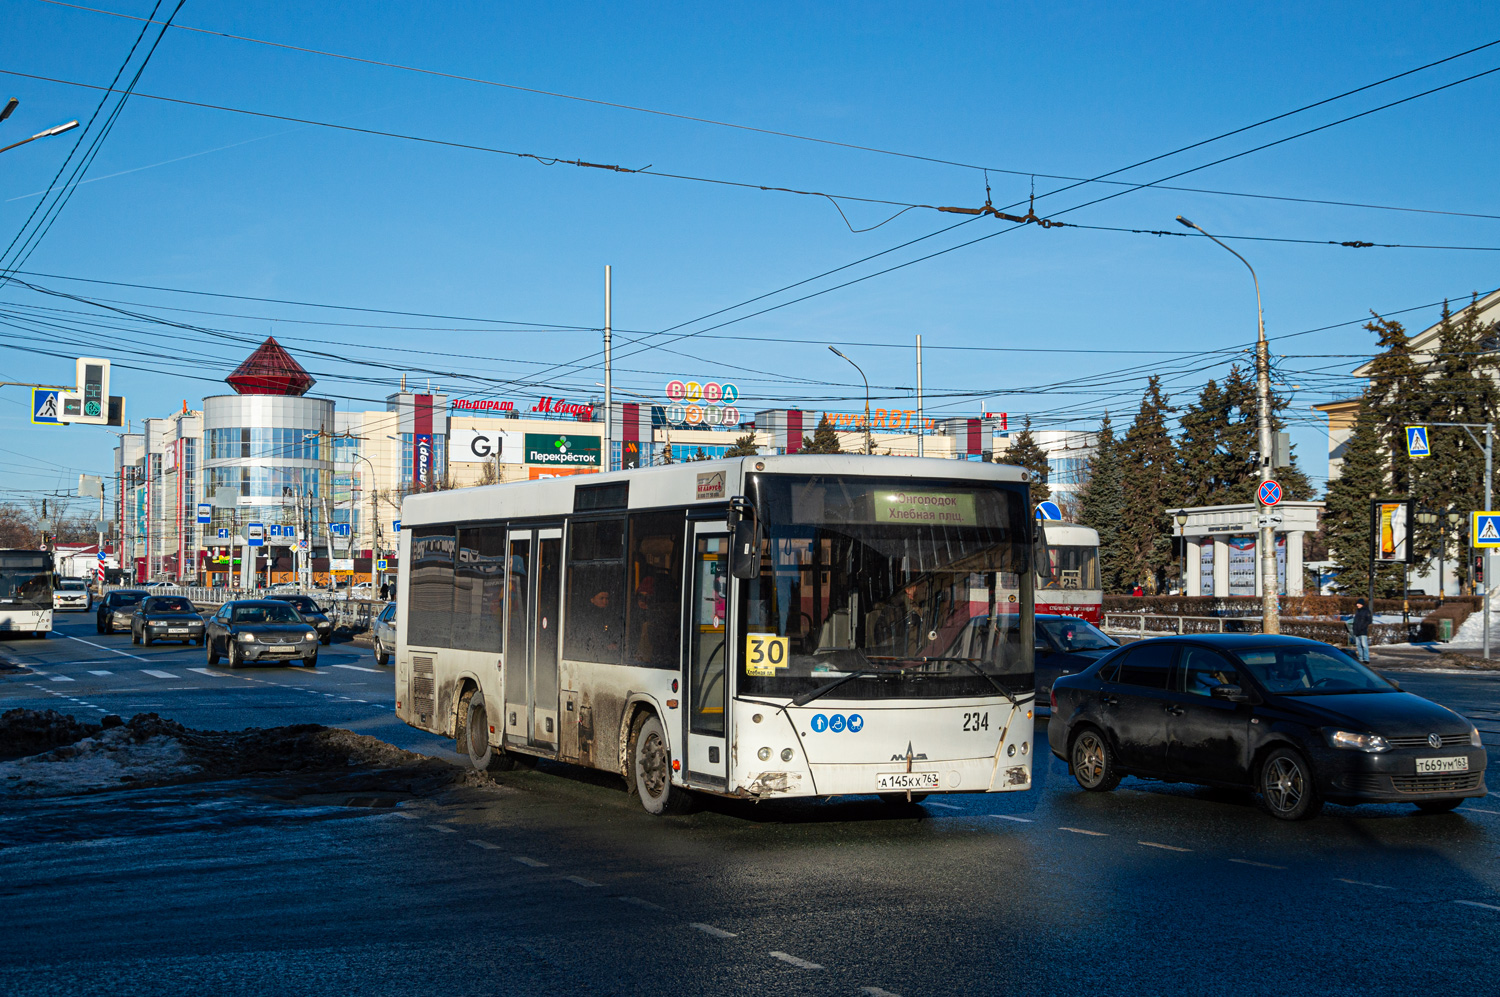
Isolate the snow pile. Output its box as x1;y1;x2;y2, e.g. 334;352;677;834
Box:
1446;608;1494;648
0;709;463;798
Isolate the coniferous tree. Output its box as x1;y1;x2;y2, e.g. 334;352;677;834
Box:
1003;417;1051;507
723;432;760;457
1118;377;1180;592
1177;377;1232;508
800;414;844;454
1078;412;1126;592
1323;393;1391;596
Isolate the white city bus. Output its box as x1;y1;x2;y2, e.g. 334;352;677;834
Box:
0;550;54;636
1035;523;1102;623
395;455;1040;813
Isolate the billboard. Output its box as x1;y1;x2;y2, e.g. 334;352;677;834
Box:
1371;499;1413;563
413;393;434;488
524;433;600;467
450;428;521;464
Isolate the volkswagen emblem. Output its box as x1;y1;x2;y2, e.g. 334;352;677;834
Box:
1428;733;1442;749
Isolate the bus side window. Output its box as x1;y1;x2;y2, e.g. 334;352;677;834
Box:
409;526;456;648
624;511;685;669
454;525;506;652
565;518;625;665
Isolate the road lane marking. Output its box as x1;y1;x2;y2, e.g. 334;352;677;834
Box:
1229;859;1286;870
1456;900;1500;911
87;670;112;676
768;952;823;970
987;814;1033;822
512;856;548;868
924;801;962;810
48;675;75;682
468;839;500;849
1334;878;1393;890
563;875;601;887
691;923;736;938
430;825;457;833
393;812;418;820
64;635;147;660
617;896;664;911
1139;841;1192;852
1059;826;1108;836
1462;807;1500;816
186;668;228;677
141;670;178;679
332;664;381;673
861;989;902;997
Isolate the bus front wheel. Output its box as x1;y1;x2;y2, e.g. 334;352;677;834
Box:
630;713;693;816
458;689;515;772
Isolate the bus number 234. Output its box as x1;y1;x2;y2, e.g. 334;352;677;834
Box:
961;711;990;732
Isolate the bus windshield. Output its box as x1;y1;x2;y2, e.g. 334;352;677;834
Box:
739;474;1033;700
1037;544;1099;591
0;552;53;608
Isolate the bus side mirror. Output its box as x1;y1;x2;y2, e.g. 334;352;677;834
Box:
1032;516;1053;580
731;519;760;579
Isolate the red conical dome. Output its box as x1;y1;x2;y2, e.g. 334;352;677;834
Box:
226;336;315;396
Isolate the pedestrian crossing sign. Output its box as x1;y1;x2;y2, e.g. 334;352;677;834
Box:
1473;512;1500;548
32;388;63;426
1405;426;1430;458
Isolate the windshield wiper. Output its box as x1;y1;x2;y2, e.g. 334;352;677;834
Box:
790;668;880;708
870;655;1022;710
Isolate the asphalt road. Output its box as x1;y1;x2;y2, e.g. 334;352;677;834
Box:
2;613;1498;995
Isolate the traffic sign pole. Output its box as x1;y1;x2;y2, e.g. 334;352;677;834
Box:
1429;421;1494;659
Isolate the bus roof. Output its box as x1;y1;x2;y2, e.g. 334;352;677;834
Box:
1040;522;1099;544
401;454;1031;527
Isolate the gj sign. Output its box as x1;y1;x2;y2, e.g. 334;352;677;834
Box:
524;433;600;467
451;428;521;464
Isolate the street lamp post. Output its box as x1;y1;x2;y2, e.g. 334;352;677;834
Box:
1175;512;1189;595
1177;215;1278;634
828;346;871;454
0;119;80;156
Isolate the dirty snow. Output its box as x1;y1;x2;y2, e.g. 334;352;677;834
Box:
0;727;200;796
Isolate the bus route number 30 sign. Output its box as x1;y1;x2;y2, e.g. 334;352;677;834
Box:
745;634;789;676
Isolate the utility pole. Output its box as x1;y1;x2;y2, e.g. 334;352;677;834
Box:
1178;216;1278;634
603;265;613;471
916;334;925;458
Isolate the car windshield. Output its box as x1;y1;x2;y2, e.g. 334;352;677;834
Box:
232;604;301;624
59;580;88;591
114;592;145;605
147;597;195;613
738;473;1034;700
1235;645;1392;695
277;596;318;612
1038;617;1116;651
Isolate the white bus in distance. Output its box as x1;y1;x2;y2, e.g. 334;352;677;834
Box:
394;455;1041;814
0;550;54;636
1035;522;1103;623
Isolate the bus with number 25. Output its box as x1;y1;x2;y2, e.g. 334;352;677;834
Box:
394;455;1040;813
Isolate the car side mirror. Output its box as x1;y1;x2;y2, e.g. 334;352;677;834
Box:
1210;684;1251;703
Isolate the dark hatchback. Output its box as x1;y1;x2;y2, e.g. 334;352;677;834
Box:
96;590;147;634
265;594;334;645
130;595;205;646
1048;634;1486;820
1034;614;1118;712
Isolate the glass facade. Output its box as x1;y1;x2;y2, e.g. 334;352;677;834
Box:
208;427;325;461
400;433;447;486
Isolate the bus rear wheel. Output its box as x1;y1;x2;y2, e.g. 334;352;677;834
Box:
630;713;693;815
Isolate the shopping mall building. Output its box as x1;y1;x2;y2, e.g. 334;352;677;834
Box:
115;339;1079;583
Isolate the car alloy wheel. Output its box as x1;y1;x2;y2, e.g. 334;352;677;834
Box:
1259;748;1322;820
1071;728;1121;792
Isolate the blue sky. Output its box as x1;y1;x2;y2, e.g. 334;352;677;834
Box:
3;0;1499;503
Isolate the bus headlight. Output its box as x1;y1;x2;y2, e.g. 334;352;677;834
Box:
780;748;794;762
757;747;771;761
1006;743;1017;757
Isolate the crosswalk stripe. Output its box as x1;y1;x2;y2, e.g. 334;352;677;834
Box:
141;669;178;679
48;675;75;682
87;670;112;676
186;668;228;677
332;664;381;673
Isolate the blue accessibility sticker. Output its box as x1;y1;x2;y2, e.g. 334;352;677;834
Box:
847;713;864;732
829;714;846;733
810;714;828;733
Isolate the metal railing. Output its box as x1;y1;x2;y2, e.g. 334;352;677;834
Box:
97;583;386;633
1102;612;1264;637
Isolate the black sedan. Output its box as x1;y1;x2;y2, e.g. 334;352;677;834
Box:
265;594;334;645
1035;614;1118;712
96;590;147;634
1048;634;1486;820
205;600;322;668
130;595;206;646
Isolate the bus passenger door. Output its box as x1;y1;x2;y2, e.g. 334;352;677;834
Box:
502;533;531;747
683;526;730;787
502;526;563;751
530;528;563;749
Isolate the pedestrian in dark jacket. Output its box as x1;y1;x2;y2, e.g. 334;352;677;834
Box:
1351;598;1373;664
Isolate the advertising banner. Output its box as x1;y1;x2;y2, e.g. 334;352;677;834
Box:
413;393;434;487
1371;499;1413;563
524;433;600;467
450;428;521;464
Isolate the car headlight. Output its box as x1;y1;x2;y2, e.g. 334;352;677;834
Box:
237;632;256;643
305;631;318;642
1324;729;1390;752
1472;726;1483;747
